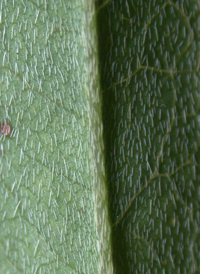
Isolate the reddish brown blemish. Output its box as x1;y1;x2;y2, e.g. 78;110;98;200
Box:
0;124;11;136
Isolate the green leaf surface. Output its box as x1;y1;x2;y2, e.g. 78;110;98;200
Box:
0;1;113;273
1;0;200;273
97;0;200;273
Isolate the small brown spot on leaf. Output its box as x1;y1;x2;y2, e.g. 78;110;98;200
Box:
0;124;11;136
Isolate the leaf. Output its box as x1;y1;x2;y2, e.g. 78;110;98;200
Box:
97;0;200;273
0;1;113;273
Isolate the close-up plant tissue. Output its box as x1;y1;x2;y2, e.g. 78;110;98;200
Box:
0;1;199;273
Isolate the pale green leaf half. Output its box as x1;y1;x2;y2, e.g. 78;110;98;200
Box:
0;1;113;273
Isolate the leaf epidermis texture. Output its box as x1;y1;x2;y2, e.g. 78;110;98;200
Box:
97;0;200;273
0;1;113;274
